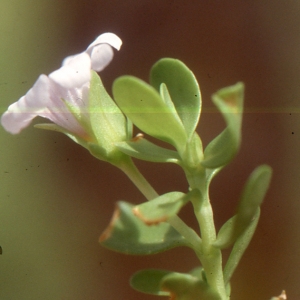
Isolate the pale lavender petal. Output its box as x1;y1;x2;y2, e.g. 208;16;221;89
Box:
86;33;122;52
1;74;87;138
37;79;88;137
86;33;122;72
89;44;114;72
1;75;50;134
49;52;91;89
1;97;37;134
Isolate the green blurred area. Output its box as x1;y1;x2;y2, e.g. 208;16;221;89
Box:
0;1;300;299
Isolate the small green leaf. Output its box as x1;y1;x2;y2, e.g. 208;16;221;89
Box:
89;71;128;154
133;192;188;225
201;82;244;168
112;76;187;153
237;164;272;222
161;272;220;300
150;58;201;140
223;208;261;284
130;269;171;296
115;136;181;163
213;215;238;249
214;165;272;249
99;201;189;255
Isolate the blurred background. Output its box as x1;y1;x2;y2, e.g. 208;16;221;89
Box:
0;1;299;299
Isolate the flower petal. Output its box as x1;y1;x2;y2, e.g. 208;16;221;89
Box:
89;44;114;72
86;33;122;72
1;97;36;134
36;77;88;137
1;74;50;134
1;74;87;138
50;52;91;89
86;32;122;52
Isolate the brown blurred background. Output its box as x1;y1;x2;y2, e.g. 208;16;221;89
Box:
0;1;300;299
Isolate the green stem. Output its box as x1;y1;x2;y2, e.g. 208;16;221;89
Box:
193;191;227;299
118;157;158;200
117;157;201;250
187;169;228;300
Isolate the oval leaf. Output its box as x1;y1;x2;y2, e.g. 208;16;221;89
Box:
113;76;187;153
150;58;201;140
99;201;189;255
237;165;272;221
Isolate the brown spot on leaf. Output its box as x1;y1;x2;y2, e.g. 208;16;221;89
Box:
224;95;235;105
132;207;168;225
99;205;120;242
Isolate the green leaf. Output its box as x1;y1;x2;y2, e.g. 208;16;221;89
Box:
130;268;221;299
160;83;179;113
89;71;128;154
214;165;272;249
150;58;201;140
238;165;272;220
130;269;171;296
116;136;181;163
161;272;221;300
213;215;238;249
157;83;189;136
112;76;187;153
201;82;244;168
133;192;188;225
223;208;260;284
99;201;189;255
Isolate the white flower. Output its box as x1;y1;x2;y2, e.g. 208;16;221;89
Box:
1;33;122;141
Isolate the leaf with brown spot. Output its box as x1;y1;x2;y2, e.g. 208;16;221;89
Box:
100;201;189;255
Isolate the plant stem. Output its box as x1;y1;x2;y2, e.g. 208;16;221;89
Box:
193;190;227;299
117;157;202;250
118;157;158;200
187;168;228;300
